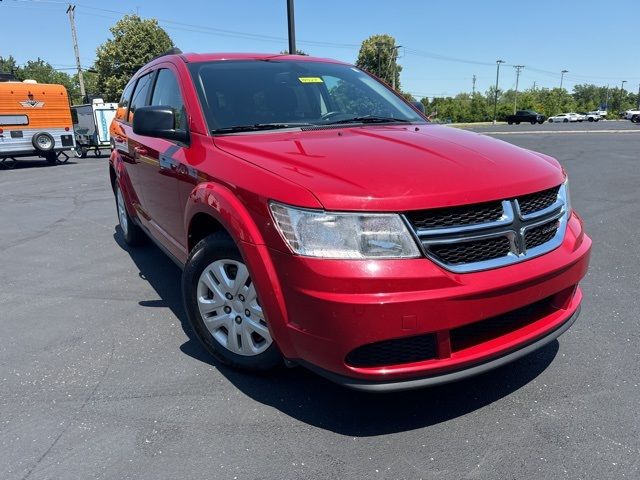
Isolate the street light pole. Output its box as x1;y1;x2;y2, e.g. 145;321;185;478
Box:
493;59;505;124
513;65;524;114
286;0;296;55
560;70;568;90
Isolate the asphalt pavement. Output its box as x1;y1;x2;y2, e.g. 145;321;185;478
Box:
1;125;639;479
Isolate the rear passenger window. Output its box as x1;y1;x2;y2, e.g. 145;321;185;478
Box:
151;69;187;131
116;81;135;122
128;73;154;123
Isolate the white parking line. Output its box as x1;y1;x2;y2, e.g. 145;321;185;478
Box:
482;129;640;135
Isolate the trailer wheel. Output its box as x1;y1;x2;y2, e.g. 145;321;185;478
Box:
75;146;87;158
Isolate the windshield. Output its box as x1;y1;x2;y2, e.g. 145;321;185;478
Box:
188;59;425;133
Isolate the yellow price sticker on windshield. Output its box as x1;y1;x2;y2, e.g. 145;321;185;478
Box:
298;77;324;83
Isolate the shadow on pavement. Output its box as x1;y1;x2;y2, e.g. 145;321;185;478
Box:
113;227;558;436
0;158;78;170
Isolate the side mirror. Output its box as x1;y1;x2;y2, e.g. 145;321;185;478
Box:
133;105;188;143
411;101;426;114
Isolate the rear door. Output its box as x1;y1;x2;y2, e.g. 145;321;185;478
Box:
132;65;189;254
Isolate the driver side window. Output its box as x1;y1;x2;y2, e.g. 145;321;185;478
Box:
151;69;187;131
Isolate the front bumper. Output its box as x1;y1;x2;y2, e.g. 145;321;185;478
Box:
242;212;591;389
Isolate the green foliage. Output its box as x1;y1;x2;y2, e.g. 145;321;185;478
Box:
0;55;19;75
421;84;639;123
356;34;402;89
279;49;308;55
95;15;174;102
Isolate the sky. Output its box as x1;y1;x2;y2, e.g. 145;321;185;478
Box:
2;0;639;100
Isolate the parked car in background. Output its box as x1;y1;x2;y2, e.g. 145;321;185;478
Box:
631;113;640;123
0;79;75;165
506;109;546;124
623;109;640;120
584;112;602;122
109;50;591;391
548;113;573;123
568;112;585;122
71;98;118;158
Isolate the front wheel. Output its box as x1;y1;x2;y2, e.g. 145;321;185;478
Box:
563;118;569;123
182;232;281;371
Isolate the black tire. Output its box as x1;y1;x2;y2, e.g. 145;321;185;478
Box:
507;121;513;125
45;151;58;165
563;118;569;123
182;232;282;372
588;117;594;122
530;120;536;124
515;121;520;125
114;181;146;246
75;146;87;158
538;120;544;124
549;119;554;123
578;119;583;122
32;132;55;152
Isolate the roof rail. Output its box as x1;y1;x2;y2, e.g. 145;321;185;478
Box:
151;47;183;61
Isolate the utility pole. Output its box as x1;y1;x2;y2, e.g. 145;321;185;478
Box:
493;59;505;124
387;45;402;90
286;0;296;55
637;83;640;109
66;4;86;101
513;65;524;114
532;81;536;90
560;69;568;90
605;84;609;111
620;80;627;112
375;41;384;79
472;74;476;96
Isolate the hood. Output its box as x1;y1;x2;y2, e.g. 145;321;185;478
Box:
213;124;564;211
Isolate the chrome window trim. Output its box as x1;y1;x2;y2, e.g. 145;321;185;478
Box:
405;183;568;273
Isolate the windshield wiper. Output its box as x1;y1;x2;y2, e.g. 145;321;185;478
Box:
325;115;411;125
212;122;313;134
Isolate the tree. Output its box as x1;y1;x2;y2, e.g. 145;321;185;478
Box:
0;55;19;75
356;34;402;90
95;15;174;102
279;49;308;55
16;59;78;100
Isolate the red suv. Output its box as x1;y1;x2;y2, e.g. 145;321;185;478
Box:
109;51;591;392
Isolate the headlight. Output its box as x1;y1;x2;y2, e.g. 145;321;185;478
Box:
269;202;421;259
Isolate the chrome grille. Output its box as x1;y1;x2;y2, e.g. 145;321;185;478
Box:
518;186;560;216
405;201;503;229
430;236;511;265
405;183;568;273
525;219;560;249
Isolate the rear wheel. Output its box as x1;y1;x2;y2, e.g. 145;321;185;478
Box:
563;118;569;123
182;232;281;371
515;121;520;125
549;119;554;123
115;181;146;246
